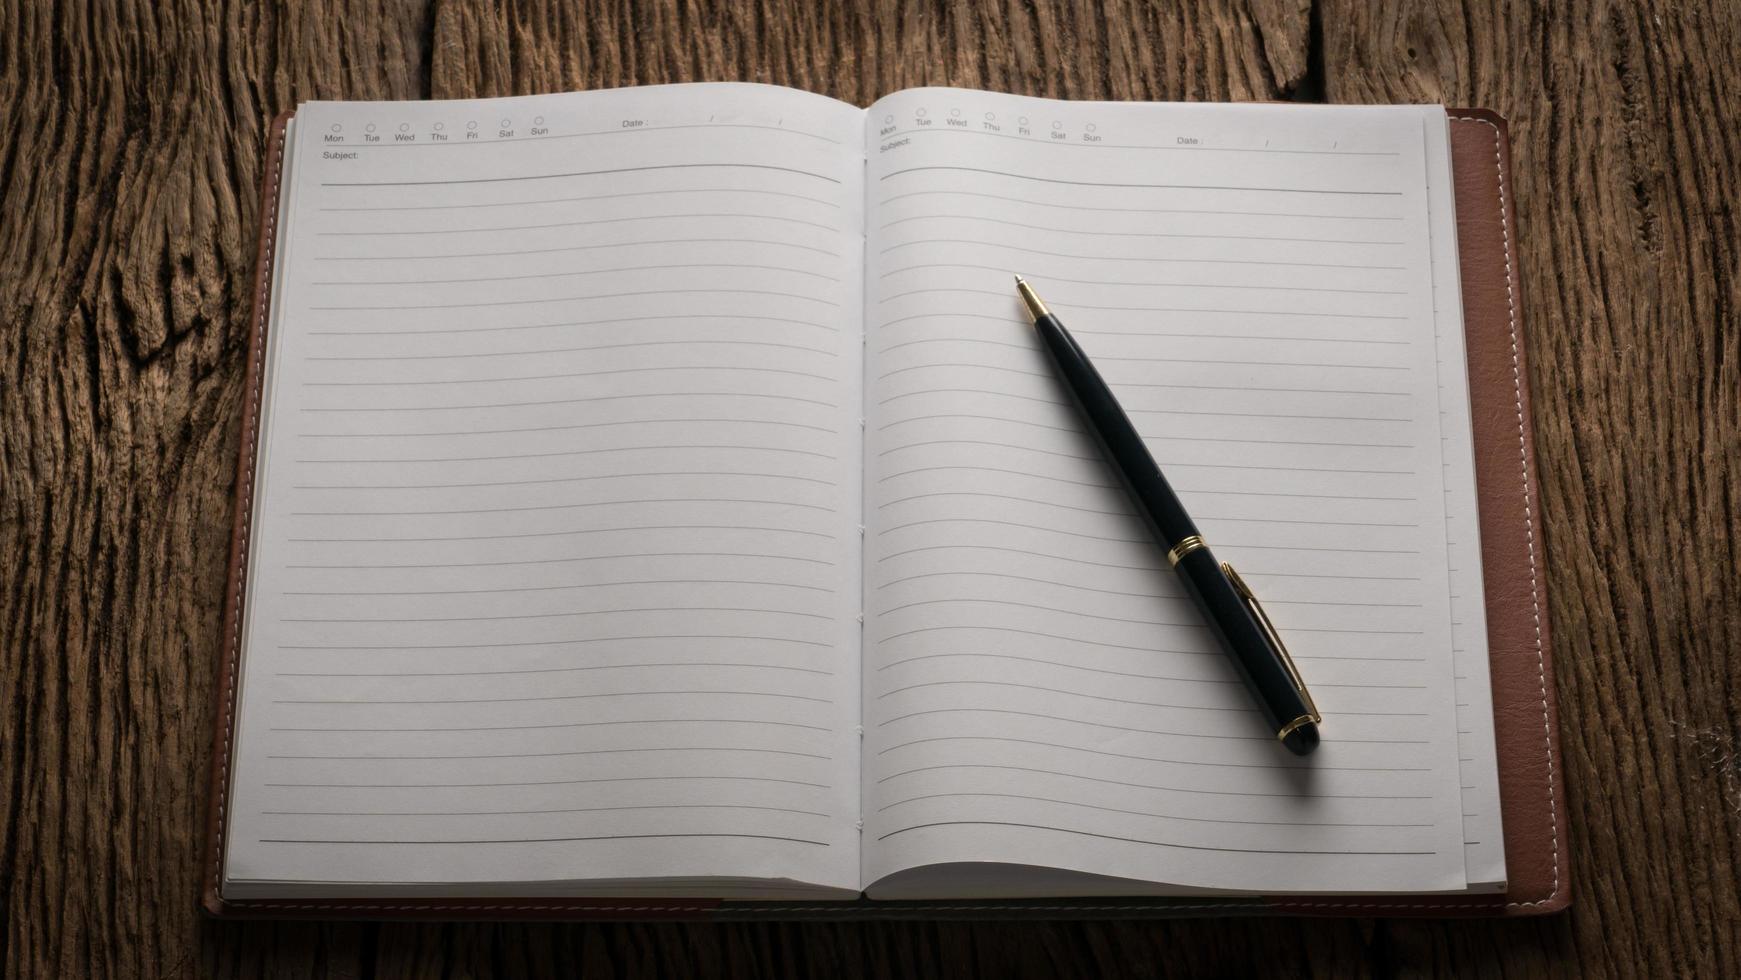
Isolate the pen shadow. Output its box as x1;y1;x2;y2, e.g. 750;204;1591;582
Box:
1276;751;1322;796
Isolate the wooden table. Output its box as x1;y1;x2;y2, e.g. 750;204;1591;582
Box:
3;1;1737;976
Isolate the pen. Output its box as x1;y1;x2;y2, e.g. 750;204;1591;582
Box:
1014;277;1323;756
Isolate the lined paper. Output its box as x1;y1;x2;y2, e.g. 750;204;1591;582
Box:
223;85;866;896
222;85;1507;902
859;92;1469;896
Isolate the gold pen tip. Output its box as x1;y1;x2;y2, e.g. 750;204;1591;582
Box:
1014;276;1049;321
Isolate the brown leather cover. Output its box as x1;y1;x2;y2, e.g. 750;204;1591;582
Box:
203;108;1567;919
1271;109;1569;917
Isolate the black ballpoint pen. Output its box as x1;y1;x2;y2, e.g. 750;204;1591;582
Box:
1014;277;1323;755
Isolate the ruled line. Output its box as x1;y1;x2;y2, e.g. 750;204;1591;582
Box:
877;361;1048;382
876;128;1399;157
1077;328;1407;346
880;543;1158;573
298;420;835;439
295;447;834;466
323;161;842;187
305;340;836;362
310;261;840;286
874;764;1430;801
880;586;1421;617
289;497;836;517
265;775;828;790
876;488;1124;517
268;745;830;762
878;308;1407;326
321;186;840;211
278;605;831;625
877;569;1158;597
261;833;830;846
880;328;1403;350
875;707;1429;745
273;689;831;705
877;335;1031;355
876;622;1423;652
877;166;1403;196
1095;354;1406;371
898;476;1413;501
306;312;839;337
877;441;1413;475
881;284;1410;312
314;237;841;261
882;252;1405;272
267;803;832;818
878;373;1410;417
318;212;840;237
878;736;1427;772
300;364;837;388
876;568;1418;592
877;680;1249;712
270;717;830;734
284;551;834;571
290;470;837;491
875;821;1427;855
277;663;829;678
308;286;839;311
884;282;1402;300
877;793;1427;828
879;214;1403;245
877;464;1414;501
879;462;1112;490
878;438;1096;463
880;597;1197;630
877;189;1405;216
873;507;1419;541
888;413;1418;449
286;523;833;543
300;393;838;414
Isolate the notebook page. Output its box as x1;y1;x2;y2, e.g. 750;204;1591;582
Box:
859;92;1467;896
223;85;865;896
1420;108;1505;888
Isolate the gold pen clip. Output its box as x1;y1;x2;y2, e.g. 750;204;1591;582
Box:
1221;561;1322;733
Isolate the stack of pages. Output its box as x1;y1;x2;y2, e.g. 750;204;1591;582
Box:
205;83;1563;912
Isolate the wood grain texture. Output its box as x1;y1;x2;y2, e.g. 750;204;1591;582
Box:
1;0;1736;976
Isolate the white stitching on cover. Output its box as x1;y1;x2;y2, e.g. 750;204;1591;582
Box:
213;121;287;898
1457;113;1558;911
1264;115;1558;913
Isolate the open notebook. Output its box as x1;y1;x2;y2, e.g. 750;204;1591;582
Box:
204;84;1567;917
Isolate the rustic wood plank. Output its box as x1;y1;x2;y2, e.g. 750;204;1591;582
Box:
0;0;420;975
1;0;1736;977
1323;1;1741;976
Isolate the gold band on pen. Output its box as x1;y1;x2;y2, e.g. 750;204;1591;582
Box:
1221;562;1323;739
1167;535;1207;567
1276;714;1318;742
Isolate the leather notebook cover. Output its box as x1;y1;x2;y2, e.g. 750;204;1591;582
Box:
202;109;1568;919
